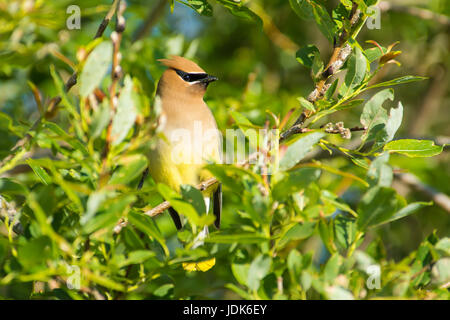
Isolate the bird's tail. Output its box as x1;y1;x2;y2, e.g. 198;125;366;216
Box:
183;196;216;272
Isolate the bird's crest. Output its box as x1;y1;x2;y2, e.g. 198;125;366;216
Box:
158;56;205;73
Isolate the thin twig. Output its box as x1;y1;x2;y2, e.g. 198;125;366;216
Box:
95;0;121;39
103;0;126;158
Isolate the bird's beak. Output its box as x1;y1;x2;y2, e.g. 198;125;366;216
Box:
201;74;218;84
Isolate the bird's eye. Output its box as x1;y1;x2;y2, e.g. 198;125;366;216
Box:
175;69;192;82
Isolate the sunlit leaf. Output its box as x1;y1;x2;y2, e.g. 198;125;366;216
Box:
280;131;325;171
384;139;444;157
79;41;112;97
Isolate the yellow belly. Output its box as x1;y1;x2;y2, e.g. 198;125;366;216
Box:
148;137;220;196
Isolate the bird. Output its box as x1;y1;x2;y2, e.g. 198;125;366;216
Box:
140;56;222;244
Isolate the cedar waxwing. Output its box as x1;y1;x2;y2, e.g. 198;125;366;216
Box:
141;56;222;239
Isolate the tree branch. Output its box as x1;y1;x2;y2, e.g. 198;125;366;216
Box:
280;3;364;142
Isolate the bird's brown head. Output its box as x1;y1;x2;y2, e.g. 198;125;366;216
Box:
157;56;218;99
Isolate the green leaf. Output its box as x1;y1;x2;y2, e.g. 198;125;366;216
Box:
365;46;387;63
17;236;52;269
296;45;320;68
180;184;206;215
431;258;450;285
366;76;428;90
325;79;339;100
287;250;303;282
122;226;146;250
357;186;399;230
183;0;213;16
368;101;403;151
206;164;262;193
109;154;148;185
85;272;125;292
230;110;256;129
206;232;268;244
247;254;272;291
367;153;393;187
42;122;89;156
80;191;108;225
360;89;394;142
231;262;250;286
117;250;156;268
111;75;137;145
128;211;168;256
372;201;432;227
82;195;135;234
49;65;78;117
384;139;444;157
0;178;28;196
0;112;26;137
225;283;253;300
90;99;110;139
339;47;367;98
272;168;321;200
79;41;113;97
297;97;316;112
279;131;325;171
311;51;324;80
301;271;313;291
216;0;262;26
156;183;201;226
318;218;336;254
310;1;335;42
289;0;314;20
334;215;357;251
382;102;403;144
278;222;316;248
153;284;174;298
229;110;260;149
27;159;52;185
320;190;358;217
323;253;340;282
205;164;244;194
435;238;450;256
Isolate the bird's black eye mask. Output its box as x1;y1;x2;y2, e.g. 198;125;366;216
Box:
174;69;218;84
174;69;208;82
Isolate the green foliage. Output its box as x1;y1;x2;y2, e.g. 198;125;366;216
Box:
0;0;448;300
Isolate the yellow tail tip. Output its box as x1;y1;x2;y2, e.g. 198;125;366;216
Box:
182;257;216;272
